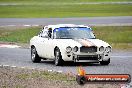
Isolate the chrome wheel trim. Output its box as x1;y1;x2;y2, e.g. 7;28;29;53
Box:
31;48;36;61
55;51;59;65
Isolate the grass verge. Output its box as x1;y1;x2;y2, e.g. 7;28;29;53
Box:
0;26;41;43
92;26;132;50
16;70;75;82
0;66;120;88
0;0;131;3
0;2;132;17
0;66;76;88
0;26;132;50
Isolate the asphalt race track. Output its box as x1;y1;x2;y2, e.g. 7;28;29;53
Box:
0;16;132;76
0;47;132;76
0;16;132;26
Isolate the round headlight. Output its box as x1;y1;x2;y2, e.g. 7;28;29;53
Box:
106;46;111;52
73;46;78;52
99;46;104;52
66;46;72;53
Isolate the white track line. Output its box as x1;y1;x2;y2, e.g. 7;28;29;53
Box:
0;2;132;6
112;56;132;58
0;24;39;27
0;44;21;48
0;65;64;74
0;23;132;27
3;65;9;67
56;70;63;73
11;66;17;68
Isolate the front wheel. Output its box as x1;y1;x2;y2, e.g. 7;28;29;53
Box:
100;58;110;65
31;46;41;63
55;49;63;66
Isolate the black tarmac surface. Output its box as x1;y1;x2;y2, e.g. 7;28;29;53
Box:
0;16;132;26
0;48;132;76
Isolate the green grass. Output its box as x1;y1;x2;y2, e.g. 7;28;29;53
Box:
0;0;131;3
93;26;132;49
0;26;132;50
16;71;75;83
0;0;132;18
0;27;41;43
93;26;132;43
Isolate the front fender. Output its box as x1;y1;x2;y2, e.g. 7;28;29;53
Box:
55;45;71;61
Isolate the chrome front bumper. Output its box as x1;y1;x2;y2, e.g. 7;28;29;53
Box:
72;54;100;62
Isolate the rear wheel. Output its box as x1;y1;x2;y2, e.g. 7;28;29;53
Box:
55;49;63;66
31;46;41;63
100;58;110;65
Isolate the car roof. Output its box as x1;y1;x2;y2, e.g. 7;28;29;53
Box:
45;24;90;30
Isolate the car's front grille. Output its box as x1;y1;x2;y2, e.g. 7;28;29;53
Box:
80;46;97;53
78;55;98;60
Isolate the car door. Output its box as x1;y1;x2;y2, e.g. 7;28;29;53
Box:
37;29;48;58
44;38;55;59
37;28;55;59
43;28;55;59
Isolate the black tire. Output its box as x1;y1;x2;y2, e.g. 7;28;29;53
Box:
54;48;63;66
100;58;110;65
31;46;41;63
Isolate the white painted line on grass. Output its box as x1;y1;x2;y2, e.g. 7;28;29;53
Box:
3;65;9;67
32;24;39;26
0;44;21;48
11;66;17;68
48;70;53;72
56;70;63;73
23;25;31;27
112;56;132;58
0;65;66;75
0;24;40;27
0;2;132;6
7;25;16;27
21;67;26;69
89;23;132;26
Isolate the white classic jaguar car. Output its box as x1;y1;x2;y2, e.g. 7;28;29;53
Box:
30;24;112;66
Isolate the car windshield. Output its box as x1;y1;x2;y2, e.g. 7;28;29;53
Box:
53;27;95;39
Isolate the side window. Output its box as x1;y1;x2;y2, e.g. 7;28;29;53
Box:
39;27;53;38
39;29;49;38
38;30;43;36
42;31;49;38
